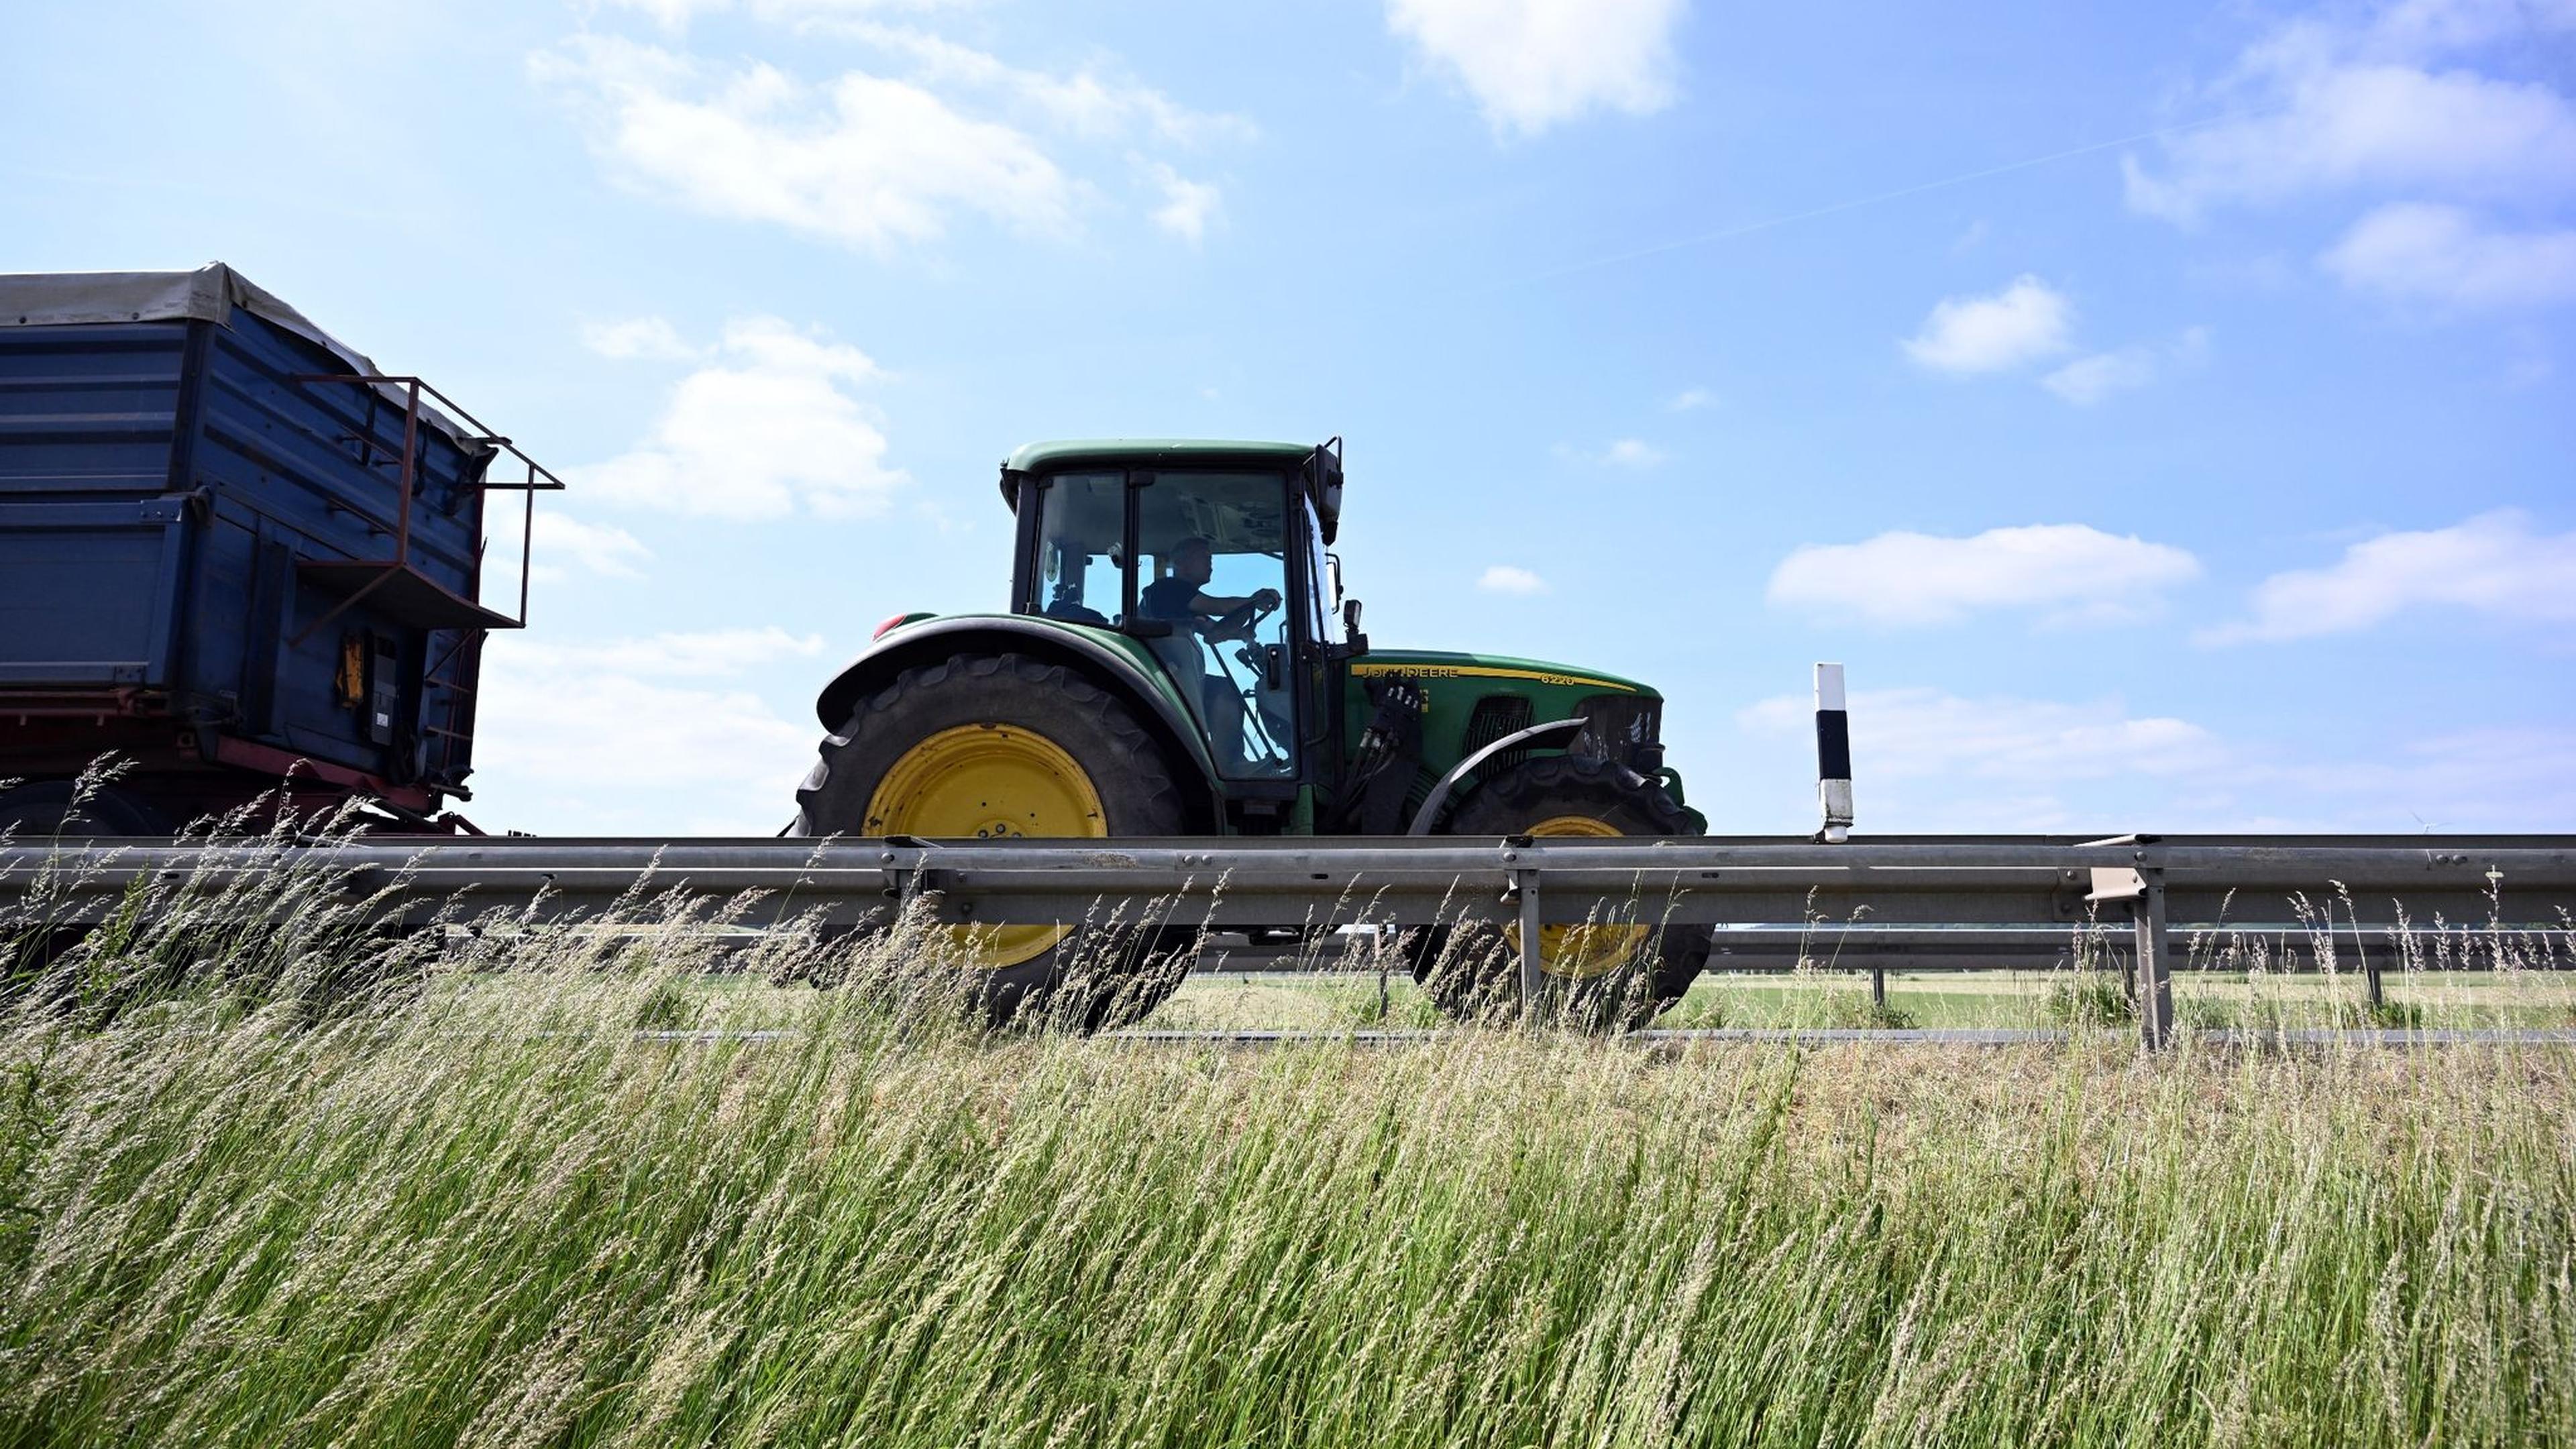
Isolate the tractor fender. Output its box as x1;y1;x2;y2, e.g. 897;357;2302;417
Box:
812;616;1226;826
1406;717;1582;835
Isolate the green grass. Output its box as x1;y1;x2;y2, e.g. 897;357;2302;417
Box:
3;914;2575;1447
1;818;2571;1446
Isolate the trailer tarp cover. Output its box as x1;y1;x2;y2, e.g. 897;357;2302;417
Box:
0;262;475;445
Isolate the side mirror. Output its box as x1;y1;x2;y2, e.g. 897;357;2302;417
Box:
1341;598;1367;655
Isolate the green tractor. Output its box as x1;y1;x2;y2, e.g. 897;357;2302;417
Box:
792;439;1709;1025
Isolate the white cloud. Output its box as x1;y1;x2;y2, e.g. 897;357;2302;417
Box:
483;509;655;583
2320;202;2576;307
574;316;909;519
2200;508;2576;643
581;316;700;361
836;24;1256;147
1666;386;1714;411
1148;162;1222;241
502;627;825;677
532;36;1075;251
1900;276;2074;374
2122;0;2576;224
473;629;822;835
534;22;1249;251
537;514;654;580
2125;68;2576;224
2355;0;2576;58
1386;0;1685;137
2271;725;2576;833
1768;523;2202;627
1479;564;1550;594
2041;326;2210;405
2120;0;2576;319
2040;348;2159;405
605;0;969;30
1737;687;2227;785
1731;684;2576;832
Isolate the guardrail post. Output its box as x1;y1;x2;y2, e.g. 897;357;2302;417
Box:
2133;869;2174;1049
1513;866;1544;1026
2085;841;2174;1049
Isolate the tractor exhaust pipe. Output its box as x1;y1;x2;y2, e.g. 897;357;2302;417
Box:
1815;663;1854;844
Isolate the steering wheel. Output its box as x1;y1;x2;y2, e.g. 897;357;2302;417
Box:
1204;591;1279;643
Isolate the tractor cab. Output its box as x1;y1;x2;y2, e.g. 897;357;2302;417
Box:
1002;440;1348;789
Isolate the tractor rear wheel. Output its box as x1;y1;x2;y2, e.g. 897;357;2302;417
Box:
792;653;1193;1030
1413;755;1709;1030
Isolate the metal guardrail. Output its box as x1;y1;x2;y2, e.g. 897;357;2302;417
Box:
5;833;2572;1048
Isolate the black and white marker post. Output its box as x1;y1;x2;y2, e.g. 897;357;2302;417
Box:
1814;662;1880;1008
1815;663;1854;845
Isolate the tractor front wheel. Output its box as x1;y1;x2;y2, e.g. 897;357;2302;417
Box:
792;653;1193;1030
1413;755;1709;1030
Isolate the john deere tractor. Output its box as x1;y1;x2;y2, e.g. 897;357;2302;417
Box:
792;439;1708;1025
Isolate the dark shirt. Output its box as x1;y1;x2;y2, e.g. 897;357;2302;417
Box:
1139;575;1203;622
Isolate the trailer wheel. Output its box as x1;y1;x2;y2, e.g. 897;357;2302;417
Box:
1413;755;1709;1030
0;780;177;995
792;653;1193;1031
0;780;171;838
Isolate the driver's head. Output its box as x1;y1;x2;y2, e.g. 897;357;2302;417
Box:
1170;536;1214;586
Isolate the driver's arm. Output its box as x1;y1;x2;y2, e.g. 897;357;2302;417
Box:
1190;587;1281;614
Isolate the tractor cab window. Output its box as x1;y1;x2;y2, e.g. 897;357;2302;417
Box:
1136;472;1295;780
1032;472;1124;627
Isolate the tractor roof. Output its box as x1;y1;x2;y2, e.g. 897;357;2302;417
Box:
1003;438;1318;476
998;437;1344;542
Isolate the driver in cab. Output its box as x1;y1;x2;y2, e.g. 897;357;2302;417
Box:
1138;536;1279;629
1138;537;1281;771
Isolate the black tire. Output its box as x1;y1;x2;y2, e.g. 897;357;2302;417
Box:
2;780;174;991
1412;755;1709;1030
792;653;1193;1031
0;780;171;838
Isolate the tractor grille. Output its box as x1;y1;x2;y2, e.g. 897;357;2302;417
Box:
1462;694;1535;785
1574;694;1664;774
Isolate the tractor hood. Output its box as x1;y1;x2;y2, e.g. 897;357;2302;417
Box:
1346;649;1657;697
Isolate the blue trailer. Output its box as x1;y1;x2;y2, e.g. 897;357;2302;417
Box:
0;264;557;833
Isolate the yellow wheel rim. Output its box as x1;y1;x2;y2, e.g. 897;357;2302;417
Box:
1507;813;1652;979
865;724;1107;969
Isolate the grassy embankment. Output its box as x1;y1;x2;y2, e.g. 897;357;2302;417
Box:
3;894;2573;1448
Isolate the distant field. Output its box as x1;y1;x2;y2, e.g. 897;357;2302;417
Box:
1147;963;2576;1033
4;922;2573;1448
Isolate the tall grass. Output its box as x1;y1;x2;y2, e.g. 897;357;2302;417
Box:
1;904;2571;1447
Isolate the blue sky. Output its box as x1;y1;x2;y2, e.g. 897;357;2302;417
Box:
9;0;2572;835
